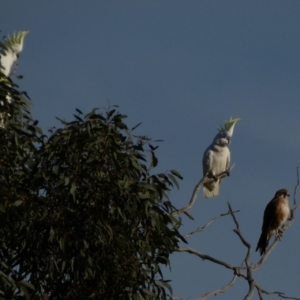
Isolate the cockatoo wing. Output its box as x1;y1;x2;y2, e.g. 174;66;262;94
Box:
202;147;212;177
202;147;220;198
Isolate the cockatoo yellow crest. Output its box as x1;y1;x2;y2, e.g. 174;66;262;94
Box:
218;117;241;138
0;31;29;128
0;31;29;77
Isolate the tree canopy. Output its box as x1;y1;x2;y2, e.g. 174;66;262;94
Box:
0;67;185;299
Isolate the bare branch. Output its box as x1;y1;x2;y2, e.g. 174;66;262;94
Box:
197;275;238;300
177;247;243;274
227;202;254;300
252;237;279;271
184;209;240;238
257;287;264;300
172;164;235;218
255;283;300;300
227;203;251;258
175;168;300;299
293;167;300;206
244;282;256;300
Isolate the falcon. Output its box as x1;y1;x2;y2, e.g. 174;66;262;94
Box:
256;189;290;255
202;117;240;198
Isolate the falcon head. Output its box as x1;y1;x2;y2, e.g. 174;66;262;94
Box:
274;189;290;199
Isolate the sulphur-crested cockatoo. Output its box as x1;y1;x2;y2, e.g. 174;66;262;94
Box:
0;31;29;127
0;31;29;77
202;117;240;198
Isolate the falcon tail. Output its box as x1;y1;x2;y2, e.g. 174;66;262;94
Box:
256;231;269;255
203;181;220;198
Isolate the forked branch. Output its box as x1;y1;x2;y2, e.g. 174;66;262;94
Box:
175;168;300;299
172;164;235;219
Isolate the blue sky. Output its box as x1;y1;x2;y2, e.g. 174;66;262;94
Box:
3;1;300;299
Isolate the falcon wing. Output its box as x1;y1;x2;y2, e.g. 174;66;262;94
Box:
261;199;276;233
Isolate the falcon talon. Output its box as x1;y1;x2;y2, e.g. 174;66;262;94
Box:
275;228;284;240
278;228;284;234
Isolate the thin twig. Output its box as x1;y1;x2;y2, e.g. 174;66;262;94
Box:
255;283;300;300
197;275;238;300
177;247;243;274
228;202;254;300
184;209;240;238
293;167;300;206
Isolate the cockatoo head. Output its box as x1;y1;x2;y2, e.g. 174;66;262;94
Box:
0;31;29;77
4;31;29;56
213;117;241;146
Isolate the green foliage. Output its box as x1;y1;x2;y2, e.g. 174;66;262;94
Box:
0;71;184;299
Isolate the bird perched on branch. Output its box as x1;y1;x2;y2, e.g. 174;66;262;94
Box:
256;189;290;255
202;117;240;198
0;31;29;128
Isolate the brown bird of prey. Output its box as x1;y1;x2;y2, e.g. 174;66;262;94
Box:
256;189;290;255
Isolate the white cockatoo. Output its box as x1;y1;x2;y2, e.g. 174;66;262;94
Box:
202;117;240;198
0;31;29;77
0;31;29;127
